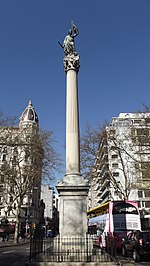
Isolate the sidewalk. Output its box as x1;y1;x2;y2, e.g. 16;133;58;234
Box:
0;237;30;248
0;239;135;266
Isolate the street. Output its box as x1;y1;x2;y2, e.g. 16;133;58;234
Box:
114;252;150;266
117;255;150;266
135;262;150;266
0;242;30;266
0;241;150;266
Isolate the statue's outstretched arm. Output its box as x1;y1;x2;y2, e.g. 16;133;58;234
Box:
71;20;79;37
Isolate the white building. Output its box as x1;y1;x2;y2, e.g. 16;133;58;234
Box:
0;101;43;228
41;185;53;220
90;113;150;228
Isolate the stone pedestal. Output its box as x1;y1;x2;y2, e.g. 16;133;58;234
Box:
57;184;89;237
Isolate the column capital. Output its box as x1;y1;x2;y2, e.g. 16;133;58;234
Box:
64;54;80;73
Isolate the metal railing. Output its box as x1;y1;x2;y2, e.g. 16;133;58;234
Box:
29;232;114;263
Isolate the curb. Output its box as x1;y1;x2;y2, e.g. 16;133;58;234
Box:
115;256;135;266
0;240;30;248
25;263;118;266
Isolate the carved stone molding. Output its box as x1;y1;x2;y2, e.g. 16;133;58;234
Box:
64;54;80;73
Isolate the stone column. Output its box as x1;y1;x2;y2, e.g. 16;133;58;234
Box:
66;57;80;176
57;54;89;237
64;54;81;180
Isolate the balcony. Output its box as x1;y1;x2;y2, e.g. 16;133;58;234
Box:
94;183;100;191
100;187;110;199
100;179;110;191
96;190;102;197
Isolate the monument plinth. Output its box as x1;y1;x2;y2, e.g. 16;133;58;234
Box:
57;22;89;237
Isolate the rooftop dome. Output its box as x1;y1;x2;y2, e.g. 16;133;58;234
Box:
20;100;39;124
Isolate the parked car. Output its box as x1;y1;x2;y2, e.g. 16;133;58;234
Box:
122;230;150;261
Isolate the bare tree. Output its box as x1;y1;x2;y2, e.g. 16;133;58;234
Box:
80;123;108;180
0;112;63;243
105;125;137;200
39;129;63;183
81;111;150;202
130;107;150;191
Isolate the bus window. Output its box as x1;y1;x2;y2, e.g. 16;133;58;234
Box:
112;202;138;215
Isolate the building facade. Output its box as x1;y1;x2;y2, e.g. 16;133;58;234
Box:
41;185;53;220
0;101;43;229
41;185;59;235
90;113;150;228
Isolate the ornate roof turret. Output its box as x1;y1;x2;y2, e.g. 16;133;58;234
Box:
20;100;39;125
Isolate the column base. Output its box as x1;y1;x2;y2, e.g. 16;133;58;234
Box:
57;173;89;187
56;176;89;237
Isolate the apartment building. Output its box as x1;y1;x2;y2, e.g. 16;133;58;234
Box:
41;185;54;220
0;101;43;228
90;113;150;227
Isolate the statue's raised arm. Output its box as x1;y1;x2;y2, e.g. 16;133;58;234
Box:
71;20;79;37
63;21;79;56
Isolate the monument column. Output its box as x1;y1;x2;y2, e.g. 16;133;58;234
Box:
64;53;81;179
65;57;80;176
57;22;89;237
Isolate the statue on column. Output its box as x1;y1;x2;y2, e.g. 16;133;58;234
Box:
59;21;79;56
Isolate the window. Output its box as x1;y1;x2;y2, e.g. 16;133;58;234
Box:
135;162;150;180
145;201;150;208
136;128;149;136
13;156;17;164
138;191;143;198
141;162;150;179
144;190;150;198
13;147;18;155
136;128;150;144
138;201;142;208
133;119;142;124
0;175;4;182
2;154;6;161
113;172;119;177
112;163;118;168
25;209;27;216
3;147;7;153
132;128;150;144
145;118;150;124
112;154;118;159
113;202;138;215
109;130;115;135
10;187;14;193
10;196;13;203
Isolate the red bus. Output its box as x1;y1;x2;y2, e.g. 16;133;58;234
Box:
88;200;141;249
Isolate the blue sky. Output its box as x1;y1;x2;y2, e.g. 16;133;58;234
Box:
0;0;150;181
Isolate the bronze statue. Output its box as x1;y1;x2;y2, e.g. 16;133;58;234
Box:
59;21;79;56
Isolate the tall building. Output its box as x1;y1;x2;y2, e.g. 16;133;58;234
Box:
41;185;53;220
0;101;43;229
41;185;59;235
90;113;150;228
